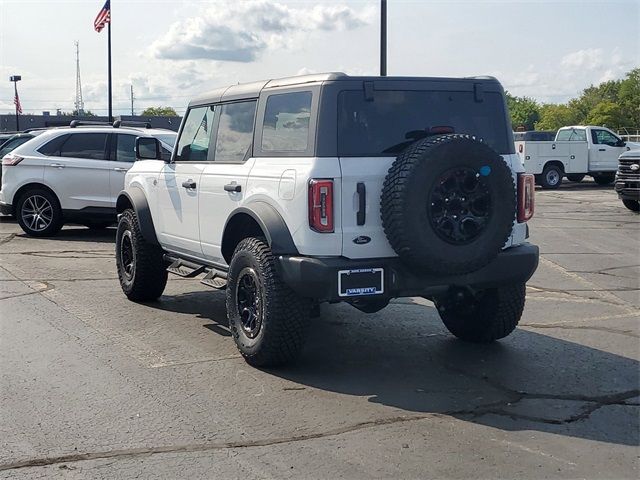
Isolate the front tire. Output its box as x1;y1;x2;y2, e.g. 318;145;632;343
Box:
16;188;63;237
116;209;168;301
539;164;563;189
622;199;640;212
226;237;310;367
435;284;526;343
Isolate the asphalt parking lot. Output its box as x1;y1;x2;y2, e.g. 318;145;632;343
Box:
0;182;638;479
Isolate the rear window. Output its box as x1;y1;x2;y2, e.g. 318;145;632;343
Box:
556;129;586;141
338;90;511;156
262;92;312;152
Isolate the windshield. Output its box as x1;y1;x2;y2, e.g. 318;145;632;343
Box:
338;90;511;156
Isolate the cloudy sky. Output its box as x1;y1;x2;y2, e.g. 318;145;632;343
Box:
0;0;638;116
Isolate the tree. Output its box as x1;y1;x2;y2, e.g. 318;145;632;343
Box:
586;101;628;129
536;104;580;131
141;106;178;116
506;93;540;130
618;68;640;128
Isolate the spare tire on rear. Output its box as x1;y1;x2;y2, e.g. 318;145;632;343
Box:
380;134;515;275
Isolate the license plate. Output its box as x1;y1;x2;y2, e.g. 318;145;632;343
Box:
338;268;384;297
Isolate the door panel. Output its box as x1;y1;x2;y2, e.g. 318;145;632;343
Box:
109;134;136;203
44;157;112;210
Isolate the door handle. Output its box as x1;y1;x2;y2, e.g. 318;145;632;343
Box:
224;183;242;193
598;148;606;151
182;180;196;189
356;182;366;225
49;163;65;168
113;167;128;172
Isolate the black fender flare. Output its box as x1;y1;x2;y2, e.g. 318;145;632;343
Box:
116;189;160;245
222;202;299;261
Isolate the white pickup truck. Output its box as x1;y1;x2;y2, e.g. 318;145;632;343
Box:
516;126;633;189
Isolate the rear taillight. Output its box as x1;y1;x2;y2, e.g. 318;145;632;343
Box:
308;179;334;233
517;173;535;222
2;154;24;166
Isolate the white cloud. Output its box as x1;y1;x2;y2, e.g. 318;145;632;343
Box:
150;0;373;63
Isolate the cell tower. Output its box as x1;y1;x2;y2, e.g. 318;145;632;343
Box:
74;41;85;115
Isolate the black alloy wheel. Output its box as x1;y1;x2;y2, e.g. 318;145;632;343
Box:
429;167;492;245
236;267;263;339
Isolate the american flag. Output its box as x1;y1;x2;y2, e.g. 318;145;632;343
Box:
14;92;22;114
94;0;111;33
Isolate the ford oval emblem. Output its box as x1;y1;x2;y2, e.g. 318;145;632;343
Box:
631;164;640;171
353;236;371;245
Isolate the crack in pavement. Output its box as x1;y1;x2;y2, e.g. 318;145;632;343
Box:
0;281;54;300
2;389;638;472
520;322;640;338
0;233;16;245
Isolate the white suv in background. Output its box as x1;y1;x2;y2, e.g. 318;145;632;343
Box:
0;122;176;236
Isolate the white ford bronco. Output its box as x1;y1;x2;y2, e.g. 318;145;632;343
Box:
115;73;539;366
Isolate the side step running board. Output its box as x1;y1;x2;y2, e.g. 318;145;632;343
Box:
164;255;228;290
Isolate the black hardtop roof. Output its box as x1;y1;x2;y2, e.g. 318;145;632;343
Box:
188;72;502;107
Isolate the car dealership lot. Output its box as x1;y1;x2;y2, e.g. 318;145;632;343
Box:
0;183;638;479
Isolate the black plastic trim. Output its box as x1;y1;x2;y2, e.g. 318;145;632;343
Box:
62;206;115;223
0;202;13;216
222;202;299;262
116;189;160;245
278;243;539;302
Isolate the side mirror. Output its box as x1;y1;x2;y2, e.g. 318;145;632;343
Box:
616;139;626;147
136;137;163;161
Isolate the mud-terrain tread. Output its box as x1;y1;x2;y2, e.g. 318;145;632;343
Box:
116;209;167;301
227;237;309;367
380;134;515;274
437;284;526;343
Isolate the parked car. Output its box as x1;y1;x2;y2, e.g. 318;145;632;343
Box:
517;126;633;188
0;122;176;236
0;131;48;187
115;73;538;367
615;150;640;212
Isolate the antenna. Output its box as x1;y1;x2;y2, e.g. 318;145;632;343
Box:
74;41;85;115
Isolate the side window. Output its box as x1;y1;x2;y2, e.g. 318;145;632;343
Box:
175;105;215;161
37;134;70;156
115;134;137;162
214;100;257;162
261;91;312;152
59;133;109;160
593;129;619;146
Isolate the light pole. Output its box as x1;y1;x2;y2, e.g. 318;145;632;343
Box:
380;0;387;76
9;75;22;131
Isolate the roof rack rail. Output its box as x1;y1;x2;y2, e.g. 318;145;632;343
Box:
69;120;112;128
113;120;151;129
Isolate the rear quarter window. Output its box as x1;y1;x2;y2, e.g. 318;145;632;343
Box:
338;90;511;156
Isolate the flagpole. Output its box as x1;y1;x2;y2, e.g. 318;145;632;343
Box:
107;14;113;122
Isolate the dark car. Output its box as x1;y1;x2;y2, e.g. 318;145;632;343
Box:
615;150;640;212
513;130;556;142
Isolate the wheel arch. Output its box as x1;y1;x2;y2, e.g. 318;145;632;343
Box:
543;160;565;173
12;182;60;215
116;188;159;245
221;202;299;264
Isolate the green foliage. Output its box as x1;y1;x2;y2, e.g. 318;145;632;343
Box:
506;93;540;130
141;106;178;117
533;68;640;131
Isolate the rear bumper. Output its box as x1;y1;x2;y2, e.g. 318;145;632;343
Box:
0;201;12;216
277;243;539;302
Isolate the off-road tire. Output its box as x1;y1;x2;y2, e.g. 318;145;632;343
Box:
566;174;585;182
435;284;526;343
380;134;516;275
622;199;640;212
593;173;615;186
116;209;167;301
16;188;63;237
226;237;310;367
539;164;563;189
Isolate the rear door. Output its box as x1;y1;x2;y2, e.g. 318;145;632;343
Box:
199;100;258;265
43;132;111;210
336;87;513;259
109;133;137;204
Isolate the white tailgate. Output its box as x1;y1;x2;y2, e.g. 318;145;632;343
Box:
339;156;397;259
